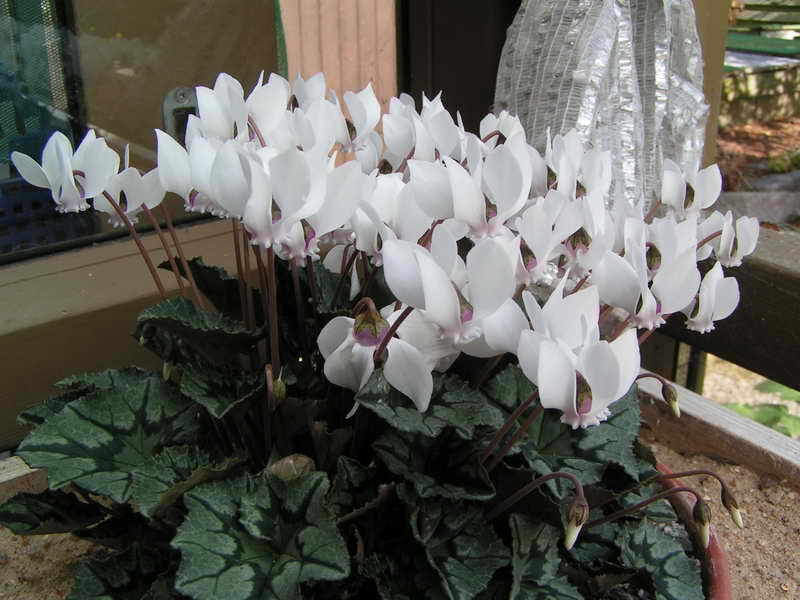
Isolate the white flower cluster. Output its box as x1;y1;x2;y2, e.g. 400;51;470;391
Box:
10;72;759;429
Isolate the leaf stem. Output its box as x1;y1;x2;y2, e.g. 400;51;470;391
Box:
337;483;397;525
102;191;166;299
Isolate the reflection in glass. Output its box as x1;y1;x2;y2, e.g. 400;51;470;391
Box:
1;0;278;264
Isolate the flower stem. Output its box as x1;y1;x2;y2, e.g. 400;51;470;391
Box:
585;486;702;529
232;221;249;325
141;205;185;296
266;247;281;377
291;258;310;353
241;226;256;329
372;306;414;364
332;246;359;307
253;245;271;326
161;204;209;310
102;192;166;299
570;274;590;295
485;472;585;522
486;403;544;473
248;115;266;147
306;256;319;307
697;229;722;250
479;390;538;464
644;199;662;224
337;483;397;525
609;315;632;341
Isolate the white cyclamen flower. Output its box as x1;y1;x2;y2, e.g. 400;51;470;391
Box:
317;306;433;412
12;130;118;212
682;262;740;333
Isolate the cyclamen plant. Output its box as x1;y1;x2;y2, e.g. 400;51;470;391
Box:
1;71;756;600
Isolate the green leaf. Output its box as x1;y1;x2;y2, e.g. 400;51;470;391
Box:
509;514;583;599
137;297;263;354
725;403;800;438
68;543;175;600
521;385;641;498
172;472;349;600
407;499;510;600
329;456;376;516
374;429;494;501
56;367;152;393
309;421;352;473
755;379;800;404
361;551;449;600
17;374;198;503
0;489;106;535
159;257;250;321
179;361;264;419
356;370;504;440
17;390;81;427
131;445;243;519
311;261;350;314
616;520;704;600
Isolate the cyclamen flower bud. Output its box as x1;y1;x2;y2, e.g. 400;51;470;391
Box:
661;382;680;418
564;495;589;550
693;498;712;549
268;454;315;480
721;487;744;529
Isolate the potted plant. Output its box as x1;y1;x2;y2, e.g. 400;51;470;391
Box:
0;71;757;599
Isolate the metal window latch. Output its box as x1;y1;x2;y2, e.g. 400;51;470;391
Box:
162;87;197;146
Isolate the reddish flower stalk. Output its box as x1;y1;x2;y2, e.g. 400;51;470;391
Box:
486;403;544;473
102;191;166;299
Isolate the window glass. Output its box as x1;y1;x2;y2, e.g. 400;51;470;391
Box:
0;0;278;265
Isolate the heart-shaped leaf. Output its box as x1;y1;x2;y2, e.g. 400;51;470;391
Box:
179;361;264;419
509;514;583;599
17;373;198;503
374;429;494;501
172;471;349;600
0;489;106;535
356;370;504;440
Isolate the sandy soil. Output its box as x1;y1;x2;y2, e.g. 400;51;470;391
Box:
0;528;97;600
644;431;800;600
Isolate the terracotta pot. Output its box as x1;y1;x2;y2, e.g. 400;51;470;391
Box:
656;464;733;600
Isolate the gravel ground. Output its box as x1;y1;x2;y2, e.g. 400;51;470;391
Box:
703;354;800;418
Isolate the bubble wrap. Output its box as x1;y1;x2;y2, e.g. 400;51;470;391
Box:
494;0;708;210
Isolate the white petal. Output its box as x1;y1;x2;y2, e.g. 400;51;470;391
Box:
242;158;274;247
537;340;577;413
578;342;619;402
483;298;529;354
446;157;486;234
382;239;427;308
713;276;740;321
430;225;457;276
408;160;454;219
156;129;192;198
661;158;686;211
384;338;434;412
591;252;641;315
417;252;461;334
608;328;640;398
693;163;722;210
196;86;232;139
318;316;355;359
426;109;459;157
270;148;310;216
652;247;700;314
247;80;290;136
210;142;250;217
517;329;548;385
466;238;515;318
11;152;49;188
308;161;364;236
383;113;415;160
